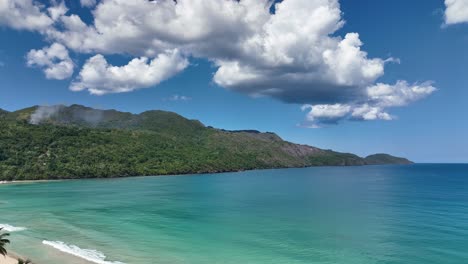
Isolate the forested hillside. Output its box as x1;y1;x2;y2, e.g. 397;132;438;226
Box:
0;105;412;180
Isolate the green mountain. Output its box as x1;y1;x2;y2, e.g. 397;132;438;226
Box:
365;154;413;165
0;105;412;181
0;108;8;116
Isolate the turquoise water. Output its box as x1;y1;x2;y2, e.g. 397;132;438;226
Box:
1;164;468;264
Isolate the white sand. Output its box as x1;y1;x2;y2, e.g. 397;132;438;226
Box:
0;255;18;264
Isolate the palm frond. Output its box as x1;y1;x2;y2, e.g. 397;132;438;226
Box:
0;228;10;256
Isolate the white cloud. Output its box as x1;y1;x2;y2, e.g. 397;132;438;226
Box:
1;0;436;127
213;1;387;104
445;0;468;25
351;104;392;121
70;49;188;95
301;81;435;127
301;103;391;127
302;104;351;126
80;0;97;8
0;0;64;31
47;1;67;21
166;94;192;101
44;0;270;57
367;81;437;107
26;43;74;80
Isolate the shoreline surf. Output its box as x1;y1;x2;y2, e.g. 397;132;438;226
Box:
0;223;122;264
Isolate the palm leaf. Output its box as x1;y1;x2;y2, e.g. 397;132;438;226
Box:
0;228;10;256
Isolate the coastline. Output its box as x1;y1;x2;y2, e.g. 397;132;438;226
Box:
0;180;62;185
0;163;416;184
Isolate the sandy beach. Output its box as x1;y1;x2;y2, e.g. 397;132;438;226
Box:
0;255;17;264
0;180;57;185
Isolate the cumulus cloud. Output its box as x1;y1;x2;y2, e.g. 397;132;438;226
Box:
26;43;74;80
445;0;468;25
351;104;392;121
2;0;436;127
70;49;188;95
366;81;437;107
302;104;351;126
301;103;392;127
80;0;97;8
0;0;65;31
212;1;388;105
301;81;436;127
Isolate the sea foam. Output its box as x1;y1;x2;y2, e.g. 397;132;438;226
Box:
42;240;126;264
0;224;27;232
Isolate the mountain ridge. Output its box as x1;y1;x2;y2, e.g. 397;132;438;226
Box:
0;104;412;180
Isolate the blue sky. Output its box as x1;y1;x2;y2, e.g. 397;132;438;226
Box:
0;0;467;163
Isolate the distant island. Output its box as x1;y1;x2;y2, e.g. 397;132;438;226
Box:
0;105;412;181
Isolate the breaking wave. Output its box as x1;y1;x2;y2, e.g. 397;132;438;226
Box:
42;241;126;264
0;224;27;232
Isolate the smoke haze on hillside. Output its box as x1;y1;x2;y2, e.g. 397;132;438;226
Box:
29;105;64;125
29;105;104;125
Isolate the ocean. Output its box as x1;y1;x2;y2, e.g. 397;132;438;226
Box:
1;164;467;264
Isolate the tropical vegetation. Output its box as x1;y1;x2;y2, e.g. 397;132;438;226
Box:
0;105;412;180
0;228;9;257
